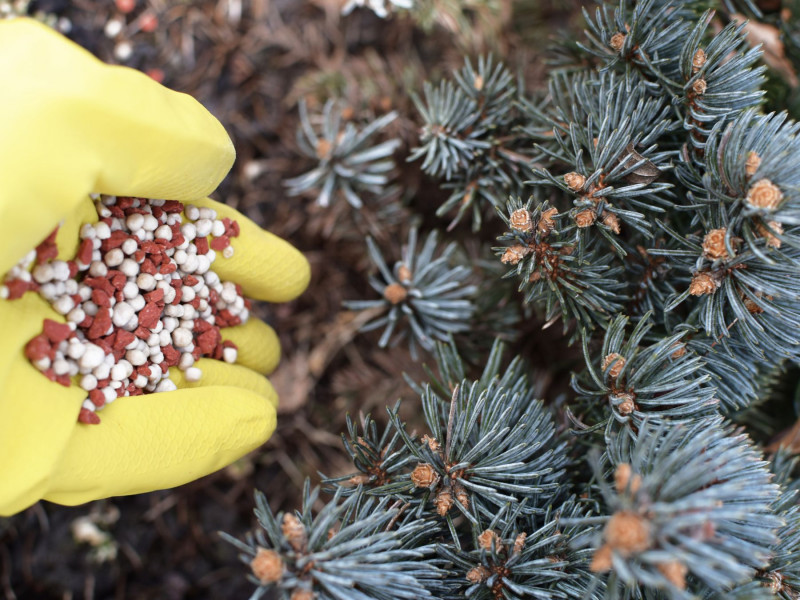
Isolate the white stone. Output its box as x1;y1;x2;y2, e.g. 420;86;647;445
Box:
154;224;172;241
223;346;238;364
126;349;147;366
80;344;105;370
184;367;202;382
80;374;98;391
112;302;135;328
155;379;177;393
53;295;75;315
104;248;124;267
172;327;193;347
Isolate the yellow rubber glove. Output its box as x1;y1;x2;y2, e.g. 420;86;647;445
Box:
0;19;310;515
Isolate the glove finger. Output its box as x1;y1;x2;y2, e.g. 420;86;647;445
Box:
43;383;276;506
220;319;281;376
170;359;278;409
190;198;310;303
0;18;234;275
0;294;85;516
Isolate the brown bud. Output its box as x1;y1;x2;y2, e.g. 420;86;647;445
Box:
756;220;783;249
478;529;505;553
434;488;453;516
454;482;470;510
421;434;440;451
529;271;542;283
510;208;534;232
466;565;490;583
670;343;687;359
383;283;408;304
747;178;783;210
513;532;527;554
692;78;707;95
702;228;730;260
615;393;636;416
315;139;333;160
657;560;688;590
689;271;719;296
745;151;761;177
605;511;651;556
590;544;613;573
411;463;440;489
538;207;559;234
692;48;706;73
575;209;596;228
250;547;284;584
601;353;626;379
602;211;621;234
742;291;770;315
501;244;531;265
473;75;484;91
610;32;626;52
397;264;412;283
614;463;642;495
347;474;371;486
282;514;307;552
564;172;586;191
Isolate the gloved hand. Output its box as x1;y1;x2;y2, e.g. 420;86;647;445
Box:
0;18;309;516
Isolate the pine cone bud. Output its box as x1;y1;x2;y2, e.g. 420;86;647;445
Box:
601;353;626;379
610;32;626;52
513;532;527;554
250;548;284;583
347;474;371;486
602;211;621;234
615;392;636;415
538;207;559;234
575;209;596;228
510;208;534;232
397;264;412;282
742;290;770;315
692;78;707;95
590;544;613;573
692;48;706;73
614;463;642;494
701;228;730;260
473;74;484;91
745;151;761;177
670;342;687;359
605;511;651;556
454;482;470;509
747;178;783;210
657;560;688;589
478;529;505;553
411;463;440;489
383;282;408;304
434;488;454;516
689;271;719;296
291;590;315;600
564;172;586;191
315;139;333;160
421;434;440;451
282;514;307;552
501;244;531;265
756;220;783;249
466;565;490;583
